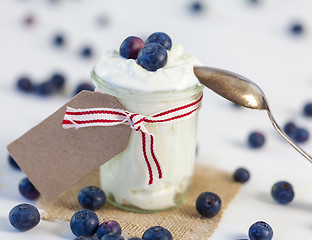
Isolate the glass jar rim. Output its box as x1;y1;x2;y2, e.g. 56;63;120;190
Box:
91;68;204;102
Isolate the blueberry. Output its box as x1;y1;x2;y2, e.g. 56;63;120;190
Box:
16;76;33;92
74;82;95;95
271;181;294;204
8;155;21;170
248;221;273;240
142;226;173;240
293;127;309;143
303;103;312;117
283;121;297;137
189;1;205;13
97;220;122;239
49;72;66;89
128;238;143;240
195;192;222;218
290;22;304;35
137;43;167;71
119;36;145;59
36;81;55;96
78;186;106;210
19;177;40;200
80;46;93;58
146;32;172;50
233;168;250;183
101;233;125;240
9;204;40;231
23;14;35;26
70;209;99;237
248;131;265;148
53;33;65;47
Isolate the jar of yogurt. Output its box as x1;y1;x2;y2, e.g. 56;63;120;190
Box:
92;43;203;212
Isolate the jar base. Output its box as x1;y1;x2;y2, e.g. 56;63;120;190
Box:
106;193;189;213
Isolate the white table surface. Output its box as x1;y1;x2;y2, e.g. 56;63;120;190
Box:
1;0;312;239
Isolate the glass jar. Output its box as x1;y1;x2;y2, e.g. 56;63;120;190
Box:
91;69;204;213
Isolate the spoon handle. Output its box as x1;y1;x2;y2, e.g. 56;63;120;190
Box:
266;109;312;163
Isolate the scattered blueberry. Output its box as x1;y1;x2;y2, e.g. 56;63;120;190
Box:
195;192;222;218
19;177;40;200
283;121;297;137
70;209;99;237
119;36;145;59
303;102;312;117
74;82;95;95
146;32;172;50
23;14;35;26
233;168;250;183
97;220;122;239
80;46;93;58
78;186;106;210
271;181;294;204
248;221;273;240
189;1;205;13
137;43;167;71
49;72;66;90
293;127;309;143
36;81;55;96
8;155;21;170
101;233;125;240
53;33;65;47
9;204;40;231
248;131;265;148
290;22;304;35
16;76;33;92
142;226;173;240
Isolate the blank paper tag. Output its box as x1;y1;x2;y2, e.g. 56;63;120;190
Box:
7;91;131;202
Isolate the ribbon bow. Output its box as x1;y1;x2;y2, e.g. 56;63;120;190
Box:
62;93;203;186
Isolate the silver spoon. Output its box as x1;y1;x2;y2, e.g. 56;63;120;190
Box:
194;66;312;163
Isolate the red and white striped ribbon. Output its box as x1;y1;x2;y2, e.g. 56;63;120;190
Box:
62;93;203;186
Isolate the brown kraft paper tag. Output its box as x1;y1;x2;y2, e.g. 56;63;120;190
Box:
7;90;131;202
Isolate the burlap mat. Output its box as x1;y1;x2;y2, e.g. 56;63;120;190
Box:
40;164;241;239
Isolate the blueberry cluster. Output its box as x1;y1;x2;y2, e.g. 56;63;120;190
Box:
16;73;94;97
241;102;312;150
50;31;95;59
7;155;41;201
70;207;172;240
119;32;172;72
16;73;65;96
283;121;309;143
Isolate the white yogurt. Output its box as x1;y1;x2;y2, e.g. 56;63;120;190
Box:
94;44;202;92
93;44;203;211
